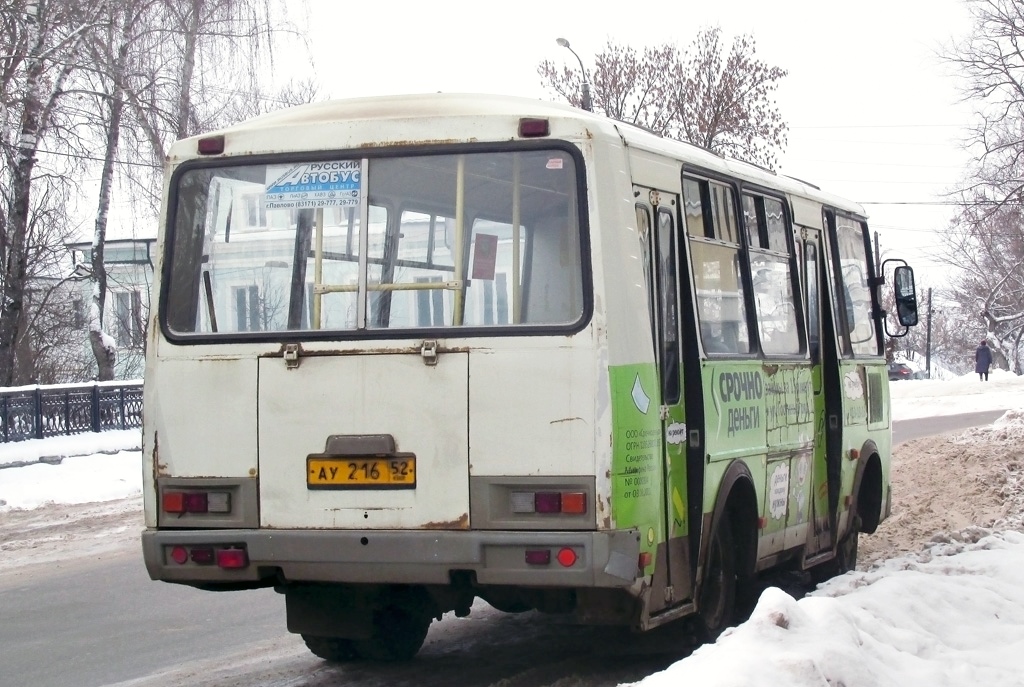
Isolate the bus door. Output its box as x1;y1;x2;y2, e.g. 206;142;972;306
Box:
637;189;692;612
802;227;836;556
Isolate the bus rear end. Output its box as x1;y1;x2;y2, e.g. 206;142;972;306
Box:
141;98;643;661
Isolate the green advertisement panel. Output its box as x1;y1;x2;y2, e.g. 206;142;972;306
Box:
609;363;664;563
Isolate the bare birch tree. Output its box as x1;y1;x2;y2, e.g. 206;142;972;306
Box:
0;0;100;386
78;0;313;379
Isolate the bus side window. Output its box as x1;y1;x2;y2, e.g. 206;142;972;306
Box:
685;176;751;355
745;195;801;356
656;207;680;404
636;205;656;352
805;241;820;361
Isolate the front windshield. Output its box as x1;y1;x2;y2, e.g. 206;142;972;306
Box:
164;149;586;337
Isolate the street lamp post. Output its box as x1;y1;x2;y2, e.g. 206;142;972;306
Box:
556;37;593;112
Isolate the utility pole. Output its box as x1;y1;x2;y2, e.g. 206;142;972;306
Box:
925;288;933;378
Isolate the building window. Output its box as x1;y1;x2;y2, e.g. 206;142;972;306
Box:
234;285;261;332
114;290;144;347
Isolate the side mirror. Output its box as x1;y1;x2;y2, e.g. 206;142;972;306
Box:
893;265;918;327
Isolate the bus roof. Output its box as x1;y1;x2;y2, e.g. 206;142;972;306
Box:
176;92;866;218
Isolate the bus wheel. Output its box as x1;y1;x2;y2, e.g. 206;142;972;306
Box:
353;605;432;661
811;530;859;583
698;520;736;642
302;635;358;663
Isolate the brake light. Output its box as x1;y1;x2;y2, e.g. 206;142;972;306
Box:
163;492;185;513
561;492;587;514
217;548;248;569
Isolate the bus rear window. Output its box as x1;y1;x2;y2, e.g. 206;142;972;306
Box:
163;150;586;337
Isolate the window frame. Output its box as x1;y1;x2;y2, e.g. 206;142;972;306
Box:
682;168;807;359
159;141;593;345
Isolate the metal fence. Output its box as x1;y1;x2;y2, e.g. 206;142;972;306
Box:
0;381;143;443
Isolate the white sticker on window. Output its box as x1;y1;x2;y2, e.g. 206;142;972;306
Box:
265;160;361;210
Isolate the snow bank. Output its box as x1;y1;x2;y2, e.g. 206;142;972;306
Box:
629;530;1024;687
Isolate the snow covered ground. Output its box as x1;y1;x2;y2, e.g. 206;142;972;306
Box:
2;372;1023;686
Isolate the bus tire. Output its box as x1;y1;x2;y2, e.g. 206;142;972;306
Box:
697;519;737;642
302;635;358;663
811;529;859;583
353;605;432;661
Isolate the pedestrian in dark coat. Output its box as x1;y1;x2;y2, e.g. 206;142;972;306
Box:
976;340;993;381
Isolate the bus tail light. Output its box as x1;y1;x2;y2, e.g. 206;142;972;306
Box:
524;548;578;567
217;548;249;569
167;544;248;569
510;491;587;515
162;490;231;514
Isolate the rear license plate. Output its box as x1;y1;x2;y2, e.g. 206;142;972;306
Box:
307;457;416;489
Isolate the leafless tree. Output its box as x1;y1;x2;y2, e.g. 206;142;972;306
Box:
942;197;1024;370
538;28;788;168
0;0;101;386
944;0;1024;206
76;0;314;380
936;0;1024;371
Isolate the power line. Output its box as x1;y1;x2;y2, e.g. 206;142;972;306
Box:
790;123;964;130
860;200;969;206
30;146;160;169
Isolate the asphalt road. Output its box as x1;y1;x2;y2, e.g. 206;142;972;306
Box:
891;409;1006;444
0;551;285;687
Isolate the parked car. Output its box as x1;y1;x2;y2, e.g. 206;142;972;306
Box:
888;362;914;381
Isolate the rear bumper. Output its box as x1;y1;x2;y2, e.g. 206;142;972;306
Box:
142;528;642;588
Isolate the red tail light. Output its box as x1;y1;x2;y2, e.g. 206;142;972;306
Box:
556;548;577;567
510;490;587;515
217;548;248;569
163;492;185;513
162;490;230;514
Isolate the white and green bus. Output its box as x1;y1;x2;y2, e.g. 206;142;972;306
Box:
141;94;918;661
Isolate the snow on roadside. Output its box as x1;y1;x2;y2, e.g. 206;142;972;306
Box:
889;369;1024;421
0;429;142;510
0;450;142;510
0;428;141;467
630;530;1024;687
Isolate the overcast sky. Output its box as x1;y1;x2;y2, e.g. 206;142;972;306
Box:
284;0;976;281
